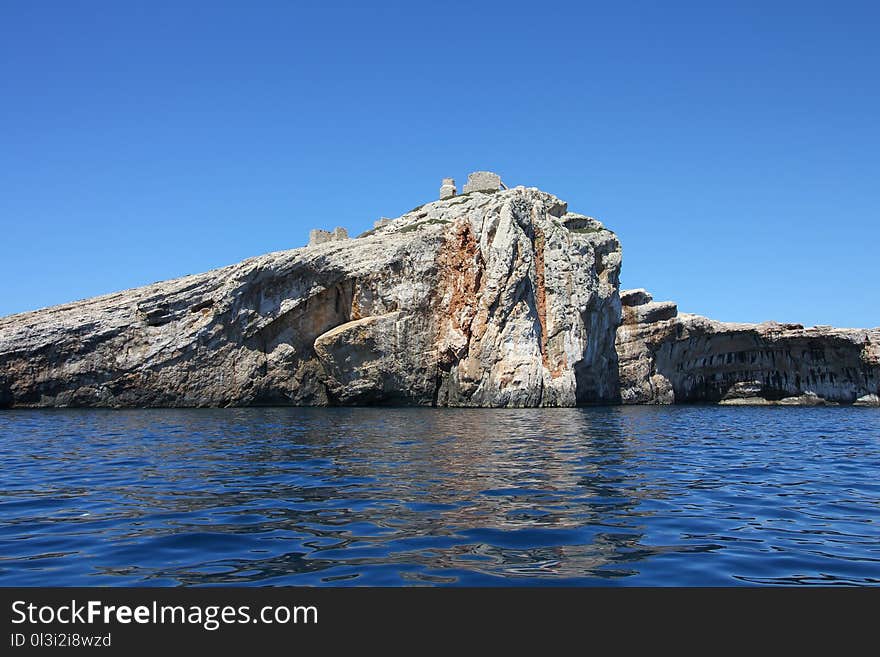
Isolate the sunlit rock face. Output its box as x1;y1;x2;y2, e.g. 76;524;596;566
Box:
3;182;875;410
616;289;880;406
0;187;622;408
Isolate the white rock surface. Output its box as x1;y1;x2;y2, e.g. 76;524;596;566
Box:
616;289;880;405
0;188;622;408
3;189;875;409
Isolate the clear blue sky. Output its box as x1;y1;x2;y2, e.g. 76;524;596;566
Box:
1;1;877;327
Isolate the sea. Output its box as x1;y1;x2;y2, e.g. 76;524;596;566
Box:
1;406;878;586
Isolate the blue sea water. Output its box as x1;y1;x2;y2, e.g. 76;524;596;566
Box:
0;406;878;586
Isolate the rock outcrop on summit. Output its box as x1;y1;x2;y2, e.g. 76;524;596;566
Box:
0;176;877;408
0;186;622;408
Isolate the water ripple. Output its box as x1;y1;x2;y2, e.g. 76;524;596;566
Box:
0;406;878;585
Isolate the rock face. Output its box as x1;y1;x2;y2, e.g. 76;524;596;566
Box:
0;187;623;408
616;289;880;406
2;180;876;409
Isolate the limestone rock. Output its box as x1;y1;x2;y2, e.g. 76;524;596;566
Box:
616;291;880;405
628;301;678;325
313;311;436;405
0;187;622;408
620;288;652;307
4;184;876;409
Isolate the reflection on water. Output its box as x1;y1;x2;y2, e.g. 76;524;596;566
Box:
0;406;878;585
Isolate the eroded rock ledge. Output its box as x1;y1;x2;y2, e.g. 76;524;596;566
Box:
616;289;880;406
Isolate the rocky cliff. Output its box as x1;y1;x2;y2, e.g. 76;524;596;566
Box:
0;187;623;408
616;289;880;406
2;183;877;409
